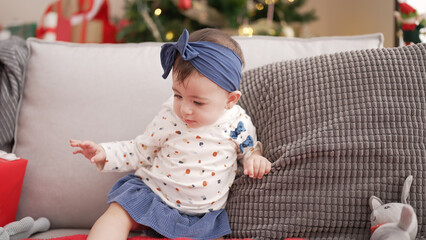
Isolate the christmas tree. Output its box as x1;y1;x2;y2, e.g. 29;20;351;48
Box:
116;0;317;43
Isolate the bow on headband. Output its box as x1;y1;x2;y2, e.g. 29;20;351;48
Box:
160;29;242;92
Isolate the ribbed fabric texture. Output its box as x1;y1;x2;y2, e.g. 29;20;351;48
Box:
107;174;232;240
0;36;28;152
226;43;426;239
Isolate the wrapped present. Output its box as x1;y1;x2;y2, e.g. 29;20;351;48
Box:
71;19;103;43
0;151;28;227
36;0;116;43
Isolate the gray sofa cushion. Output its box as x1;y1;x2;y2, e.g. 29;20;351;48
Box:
227;43;426;239
0;36;28;152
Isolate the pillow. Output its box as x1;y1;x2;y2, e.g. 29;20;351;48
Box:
227;43;426;239
14;39;172;228
0;37;28;152
0;155;28;227
233;33;383;71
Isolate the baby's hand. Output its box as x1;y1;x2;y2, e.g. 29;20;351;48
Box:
69;139;106;164
243;151;271;179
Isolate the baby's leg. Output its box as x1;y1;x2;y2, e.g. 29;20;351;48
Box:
88;202;136;240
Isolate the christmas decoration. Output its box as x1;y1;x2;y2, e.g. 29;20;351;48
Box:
394;0;426;46
248;0;316;37
178;0;192;10
117;0;317;43
36;0;116;43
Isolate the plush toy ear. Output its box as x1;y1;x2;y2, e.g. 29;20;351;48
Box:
401;175;413;204
398;205;414;231
369;196;383;211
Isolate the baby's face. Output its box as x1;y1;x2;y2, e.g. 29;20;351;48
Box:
172;72;229;128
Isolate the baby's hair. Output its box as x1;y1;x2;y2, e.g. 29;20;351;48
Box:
173;28;245;84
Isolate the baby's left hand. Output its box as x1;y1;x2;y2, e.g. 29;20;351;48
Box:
243;151;271;179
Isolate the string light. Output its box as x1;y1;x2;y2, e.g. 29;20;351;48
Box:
238;25;253;37
154;8;162;16
256;3;264;11
265;0;277;4
166;31;174;40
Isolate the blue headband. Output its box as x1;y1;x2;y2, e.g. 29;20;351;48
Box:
160;29;242;92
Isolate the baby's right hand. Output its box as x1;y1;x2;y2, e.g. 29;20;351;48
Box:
69;139;106;164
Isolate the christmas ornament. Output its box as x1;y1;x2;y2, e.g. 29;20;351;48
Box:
394;0;426;45
174;0;226;28
178;0;192;10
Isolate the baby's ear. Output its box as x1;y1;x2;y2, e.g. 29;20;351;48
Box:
227;91;241;108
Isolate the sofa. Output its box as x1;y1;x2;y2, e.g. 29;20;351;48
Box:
1;31;425;239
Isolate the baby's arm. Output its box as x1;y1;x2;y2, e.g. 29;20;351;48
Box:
243;150;271;179
235;110;271;179
70;139;106;169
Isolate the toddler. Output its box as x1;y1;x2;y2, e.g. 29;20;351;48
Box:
70;28;271;240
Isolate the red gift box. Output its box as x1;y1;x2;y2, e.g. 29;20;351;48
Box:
0;157;28;227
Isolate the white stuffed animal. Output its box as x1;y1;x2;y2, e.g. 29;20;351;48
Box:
369;175;418;240
371;205;416;240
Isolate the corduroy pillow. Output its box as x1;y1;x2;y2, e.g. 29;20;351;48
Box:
227;43;426;239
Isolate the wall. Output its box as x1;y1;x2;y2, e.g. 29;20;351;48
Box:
302;0;395;47
0;0;395;47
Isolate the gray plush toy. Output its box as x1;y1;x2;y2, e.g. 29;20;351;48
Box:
0;217;50;240
369;175;418;240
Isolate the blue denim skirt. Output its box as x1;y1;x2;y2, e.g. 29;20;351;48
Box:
107;174;231;239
